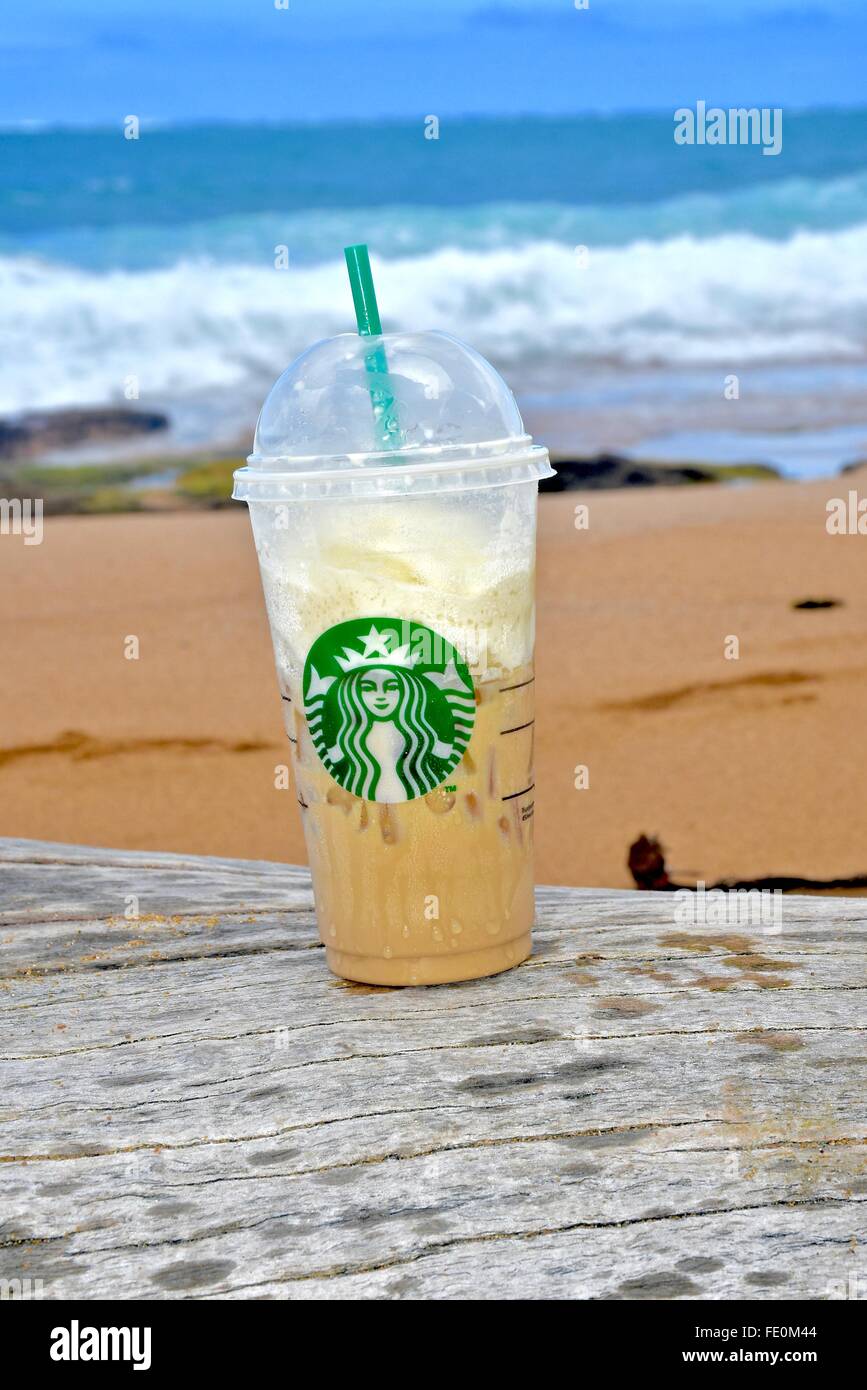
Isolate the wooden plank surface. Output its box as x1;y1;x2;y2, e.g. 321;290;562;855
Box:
0;837;865;1301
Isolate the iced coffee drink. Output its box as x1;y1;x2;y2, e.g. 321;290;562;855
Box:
233;248;552;984
250;494;539;984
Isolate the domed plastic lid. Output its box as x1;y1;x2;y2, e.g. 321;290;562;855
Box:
232;330;553;502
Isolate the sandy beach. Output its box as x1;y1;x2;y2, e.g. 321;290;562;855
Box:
2;475;865;889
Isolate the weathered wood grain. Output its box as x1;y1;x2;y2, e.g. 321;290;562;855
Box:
1;837;864;1301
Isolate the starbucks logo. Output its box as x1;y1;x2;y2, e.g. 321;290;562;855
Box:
303;618;476;803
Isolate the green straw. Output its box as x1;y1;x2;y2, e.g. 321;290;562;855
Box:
345;243;383;335
344;244;401;453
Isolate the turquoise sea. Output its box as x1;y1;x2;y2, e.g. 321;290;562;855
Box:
3;110;867;475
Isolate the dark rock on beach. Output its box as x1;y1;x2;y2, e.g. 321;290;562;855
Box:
0;407;169;461
542;453;711;491
542;452;778;491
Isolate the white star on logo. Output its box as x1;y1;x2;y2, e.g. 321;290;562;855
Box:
359;625;394;660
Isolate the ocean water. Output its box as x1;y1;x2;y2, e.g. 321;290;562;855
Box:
3;110;867;475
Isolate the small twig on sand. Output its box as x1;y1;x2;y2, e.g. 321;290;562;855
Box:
627;834;867;894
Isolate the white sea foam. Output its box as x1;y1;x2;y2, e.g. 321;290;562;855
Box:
2;223;867;416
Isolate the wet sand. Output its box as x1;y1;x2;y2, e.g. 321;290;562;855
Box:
2;475;866;888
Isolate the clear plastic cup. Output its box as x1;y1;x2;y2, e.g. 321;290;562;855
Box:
233;330;553;985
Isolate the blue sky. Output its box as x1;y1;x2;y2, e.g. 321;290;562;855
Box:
1;0;865;125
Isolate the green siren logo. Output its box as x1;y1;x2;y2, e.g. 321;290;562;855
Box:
303;618;476;803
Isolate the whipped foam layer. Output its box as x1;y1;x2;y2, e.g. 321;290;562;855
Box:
250;489;537;682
